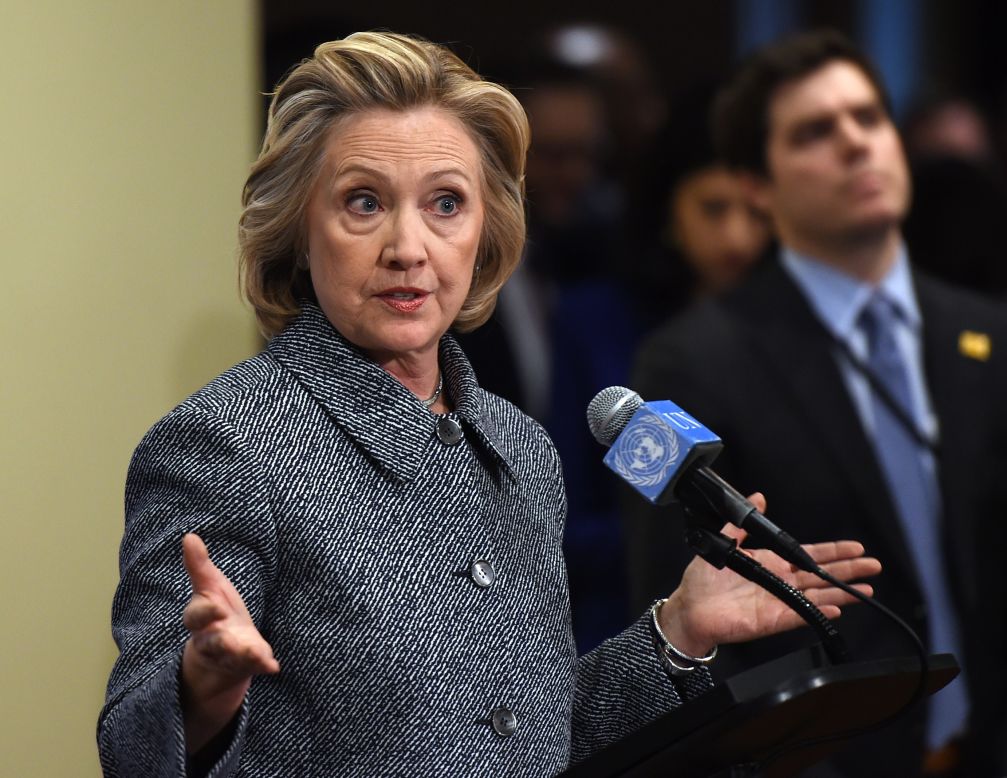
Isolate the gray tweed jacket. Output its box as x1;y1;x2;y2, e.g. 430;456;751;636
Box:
97;303;708;777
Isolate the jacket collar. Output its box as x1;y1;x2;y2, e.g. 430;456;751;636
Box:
267;303;517;483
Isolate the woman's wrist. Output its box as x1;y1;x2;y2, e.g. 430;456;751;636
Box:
656;592;715;658
181;641;251;753
649;595;718;677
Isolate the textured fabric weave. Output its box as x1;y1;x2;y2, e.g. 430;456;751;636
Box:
98;304;707;777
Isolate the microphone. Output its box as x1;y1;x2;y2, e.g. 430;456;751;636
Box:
587;386;817;572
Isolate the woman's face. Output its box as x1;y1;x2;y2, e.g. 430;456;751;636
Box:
305;106;485;371
669;166;771;294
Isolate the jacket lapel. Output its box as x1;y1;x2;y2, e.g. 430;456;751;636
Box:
267;305;438;483
730;262;920;580
441;336;519;481
266;304;515;483
914;275;986;609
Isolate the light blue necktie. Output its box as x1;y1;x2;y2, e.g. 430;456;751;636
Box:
859;294;969;748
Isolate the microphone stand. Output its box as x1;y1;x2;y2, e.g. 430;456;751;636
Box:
682;505;931;773
561;509;956;778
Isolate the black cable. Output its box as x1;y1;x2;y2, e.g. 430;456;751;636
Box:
725;548;849;664
685;524;848;664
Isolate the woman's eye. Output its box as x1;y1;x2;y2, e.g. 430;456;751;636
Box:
700;199;729;219
433;195;460;215
347;193;380;215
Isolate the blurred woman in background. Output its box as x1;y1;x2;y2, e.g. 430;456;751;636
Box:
548;84;772;651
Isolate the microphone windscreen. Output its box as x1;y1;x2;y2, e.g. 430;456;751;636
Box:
586;386;643;446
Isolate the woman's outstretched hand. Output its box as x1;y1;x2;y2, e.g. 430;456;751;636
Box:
180;533;279;753
656;493;882;658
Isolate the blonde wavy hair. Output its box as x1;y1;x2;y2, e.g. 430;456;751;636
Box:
238;32;530;337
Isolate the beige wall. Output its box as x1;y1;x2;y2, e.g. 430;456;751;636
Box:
0;2;259;774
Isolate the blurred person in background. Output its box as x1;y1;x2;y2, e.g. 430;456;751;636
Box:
629;84;774;302
902;93;1007;296
545;23;668;195
457;59;616;421
626;29;1007;777
903;94;997;164
549;84;772;652
459;24;671;425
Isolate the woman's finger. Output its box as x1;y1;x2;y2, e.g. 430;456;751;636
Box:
794;557;882;589
803;582;875;608
715;494;767;547
182;533;226;594
183;594;227;632
719;523;749;546
191;628;280;676
746;492;767;514
802;540;868;565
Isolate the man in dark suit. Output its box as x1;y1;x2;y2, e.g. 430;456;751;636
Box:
626;30;1007;777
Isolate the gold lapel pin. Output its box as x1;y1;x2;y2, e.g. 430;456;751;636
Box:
958;330;992;361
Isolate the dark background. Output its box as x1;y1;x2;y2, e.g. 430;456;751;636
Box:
262;0;1007;152
257;0;1007;652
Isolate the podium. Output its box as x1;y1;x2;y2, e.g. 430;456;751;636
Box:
561;646;959;777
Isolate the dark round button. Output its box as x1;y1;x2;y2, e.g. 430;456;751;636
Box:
470;559;496;588
436;417;464;445
490;706;517;737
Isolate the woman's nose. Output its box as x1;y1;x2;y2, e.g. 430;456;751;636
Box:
380;209;427;269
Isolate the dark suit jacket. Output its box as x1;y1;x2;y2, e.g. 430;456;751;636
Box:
627;257;1007;777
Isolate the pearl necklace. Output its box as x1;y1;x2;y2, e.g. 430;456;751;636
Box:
422;373;444;408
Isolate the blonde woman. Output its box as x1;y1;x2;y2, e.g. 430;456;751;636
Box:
98;33;877;776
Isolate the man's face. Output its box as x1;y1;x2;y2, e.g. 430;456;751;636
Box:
524;85;605;227
756;60;910;256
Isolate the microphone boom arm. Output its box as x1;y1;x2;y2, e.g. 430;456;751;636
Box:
683;517;850;665
676;466;819;572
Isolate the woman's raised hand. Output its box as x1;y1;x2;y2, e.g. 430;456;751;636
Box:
180;533;279;752
656;493;882;658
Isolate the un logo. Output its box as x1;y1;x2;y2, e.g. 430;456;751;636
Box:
612;413;680;487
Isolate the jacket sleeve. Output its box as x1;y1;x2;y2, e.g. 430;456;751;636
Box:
97;404;277;778
569;612;712;763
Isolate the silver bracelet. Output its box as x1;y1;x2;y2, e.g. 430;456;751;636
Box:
649;598;718;677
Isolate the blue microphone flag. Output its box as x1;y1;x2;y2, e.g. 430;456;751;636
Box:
603;400;724;505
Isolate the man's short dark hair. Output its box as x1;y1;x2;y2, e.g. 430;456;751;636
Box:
713;29;893;177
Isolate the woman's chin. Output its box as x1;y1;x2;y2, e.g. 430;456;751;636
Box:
353;322;445;364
